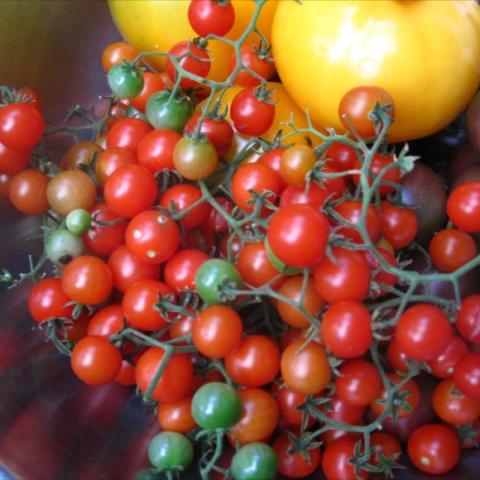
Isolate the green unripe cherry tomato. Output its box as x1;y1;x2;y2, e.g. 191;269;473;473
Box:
231;443;278;480
146;91;194;132
173;136;218;181
66;208;92;235
147;432;193;472
194;259;243;305
191;382;242;430
45;229;84;265
107;63;144;99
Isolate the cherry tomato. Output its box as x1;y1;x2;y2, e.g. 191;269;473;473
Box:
136;347;193;403
429;228;477;272
364;247;397;298
230;88;275;136
160;184;209;230
94;147;136;186
61;256;112;305
428;335;468;378
61;311;91;343
115;360;136;386
157;395;196;434
13;86;41;111
192;305;243;359
407;424;460;474
268;205;329;268
273;433;321;478
433;378;480;425
123;279;172;331
188;0;235;37
106;118;152;153
258;148;288;191
28;278;72;323
173;136;218;180
230;43;276;88
9;169;49;215
163;249;209;293
334;201;382;245
0;140;30;174
146;91;194;132
370;432;401;466
166;40;211;89
87;304;124;337
108;63;144;99
236;242;282;288
379;202;418;250
137;129;180;174
276;275;323;328
280;182;329;209
335;360;382;407
457;295;480;345
203;196;232;233
101;41;138;72
230;389;279;445
370;373;420;420
0;103;45;151
322;437;369;480
225;335;280;387
281;339;331;395
104;164;157;218
184;112;234;158
339;85;395;139
323;396;366;425
126;210;180;265
71;336;122;385
318;166;347;199
280;145;316;186
447;182;480;233
386;338;409;373
395;304;453;361
272;384;310;427
169;314;195;340
453;353;480;400
324;142;358;172
314;247;371;304
130;72;165;112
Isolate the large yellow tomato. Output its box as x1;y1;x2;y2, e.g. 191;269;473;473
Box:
272;0;480;143
108;0;277;82
198;82;318;161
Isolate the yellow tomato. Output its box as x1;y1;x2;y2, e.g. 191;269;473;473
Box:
272;0;480;143
108;0;278;82
198;82;318;161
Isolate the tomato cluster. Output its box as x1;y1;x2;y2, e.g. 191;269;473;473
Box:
2;1;480;479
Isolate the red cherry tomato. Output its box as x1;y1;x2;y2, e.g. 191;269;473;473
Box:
427;335;468;378
453;353;480;400
137;128;181;173
429;228;477;272
236;242;282;288
106;117;152;153
87;304;124;337
0;140;30;174
130;72;165;112
324;142;358;172
456;295;480;345
230;43;276;88
188;0;235;37
280;182;329;209
334;201;382;245
447;182;480;233
322;437;369;480
380;202;418;250
28;278;72;324
164;249;209;292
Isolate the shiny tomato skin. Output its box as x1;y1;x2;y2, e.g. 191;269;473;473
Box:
135;347;194;403
279;144;316;186
125;210;180;265
324;396;365;425
107;245;161;293
428;336;468;379
407;424;460;475
447;182;480;233
395;304;453;362
272;384;309;427
192;305;243;359
160;184;209;230
334;201;382;244
380;202;418;250
321;301;372;358
204;196;233;233
225;335;280;387
101;41;138;71
9;169;49;215
87;304;124;337
28;278;72;323
386;337;409;373
104;164;157;218
61;256;113;305
0;140;30;174
258;148;288;191
236;242;282;288
130;72;165;112
71;336;122;385
122;279;172;331
335;360;382;407
95;147;136;186
137;128;181;173
322;437;370;480
106;117;152;153
432;378;480;425
324;142;358;172
164;249;209;292
280;182;329;209
84;203;128;257
267;205;330;268
453;353;480;400
230;389;279;445
313;247;371;304
157;396;196;434
429;228;477;272
230;43;276;88
281;339;331;395
273;433;321;478
115;360;137;386
276;275;323;328
456;295;480;345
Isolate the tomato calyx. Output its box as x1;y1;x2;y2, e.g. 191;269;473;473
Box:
284;430;323;463
253;83;277;105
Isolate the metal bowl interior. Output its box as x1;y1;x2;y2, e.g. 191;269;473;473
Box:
0;1;479;479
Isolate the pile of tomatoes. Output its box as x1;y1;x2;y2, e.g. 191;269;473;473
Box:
2;1;480;479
